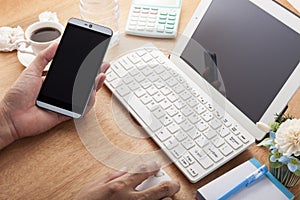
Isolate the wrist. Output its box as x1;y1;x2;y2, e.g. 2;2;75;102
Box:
0;103;15;150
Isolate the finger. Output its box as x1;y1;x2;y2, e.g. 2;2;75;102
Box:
124;161;160;188
95;73;106;91
162;197;173;200
100;62;110;73
138;180;180;200
89;168;128;188
27;42;59;76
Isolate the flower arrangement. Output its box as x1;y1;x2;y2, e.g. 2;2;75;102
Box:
258;115;300;187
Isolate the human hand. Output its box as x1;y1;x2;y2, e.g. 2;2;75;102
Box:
75;162;180;200
0;43;110;149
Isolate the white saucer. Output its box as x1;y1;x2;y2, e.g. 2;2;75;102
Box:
17;44;51;71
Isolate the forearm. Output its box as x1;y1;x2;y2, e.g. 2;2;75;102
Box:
0;104;14;150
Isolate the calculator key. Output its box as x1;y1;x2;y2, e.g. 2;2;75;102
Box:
167;21;175;25
160;10;168;15
168;16;176;20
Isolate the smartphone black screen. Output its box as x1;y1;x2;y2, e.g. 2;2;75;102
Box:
37;21;111;115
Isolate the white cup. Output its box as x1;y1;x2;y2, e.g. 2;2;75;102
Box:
16;21;64;55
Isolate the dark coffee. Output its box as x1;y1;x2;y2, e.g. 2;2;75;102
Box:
30;27;61;42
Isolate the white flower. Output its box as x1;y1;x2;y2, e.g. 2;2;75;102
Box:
275;119;300;156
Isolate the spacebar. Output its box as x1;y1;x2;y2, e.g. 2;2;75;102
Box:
128;95;162;133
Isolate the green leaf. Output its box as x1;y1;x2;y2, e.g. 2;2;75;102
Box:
294;170;300;177
269;161;284;168
269;122;280;132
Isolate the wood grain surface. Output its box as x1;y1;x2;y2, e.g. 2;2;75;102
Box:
0;0;299;199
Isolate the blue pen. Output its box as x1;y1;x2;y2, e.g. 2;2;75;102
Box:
217;165;268;200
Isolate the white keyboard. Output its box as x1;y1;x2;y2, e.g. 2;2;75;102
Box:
105;46;255;183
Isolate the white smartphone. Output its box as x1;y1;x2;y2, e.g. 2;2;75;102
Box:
36;18;113;118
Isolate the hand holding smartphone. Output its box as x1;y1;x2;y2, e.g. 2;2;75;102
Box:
36;18;113;118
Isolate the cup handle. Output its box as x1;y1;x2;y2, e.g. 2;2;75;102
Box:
16;40;35;55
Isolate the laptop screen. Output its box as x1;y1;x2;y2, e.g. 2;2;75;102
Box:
181;0;300;123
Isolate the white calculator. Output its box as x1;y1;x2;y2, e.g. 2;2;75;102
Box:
125;0;182;38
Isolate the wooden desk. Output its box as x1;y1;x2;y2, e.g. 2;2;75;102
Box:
0;0;299;199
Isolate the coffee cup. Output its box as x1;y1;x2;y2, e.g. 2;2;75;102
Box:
16;21;64;55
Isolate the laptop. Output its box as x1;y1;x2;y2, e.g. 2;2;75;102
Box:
105;0;300;182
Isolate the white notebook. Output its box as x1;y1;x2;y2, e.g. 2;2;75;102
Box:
197;158;294;200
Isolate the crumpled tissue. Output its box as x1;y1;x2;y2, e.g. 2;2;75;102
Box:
0;26;24;52
0;11;59;52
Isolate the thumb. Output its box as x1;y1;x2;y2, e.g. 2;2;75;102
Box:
26;42;59;76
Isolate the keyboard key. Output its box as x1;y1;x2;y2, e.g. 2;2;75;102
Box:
140;94;152;104
203;129;218;139
112;62;127;77
146;85;158;96
181;90;192;100
225;134;242;150
203;145;223;162
161;115;173;126
195;135;209;147
187;165;199;177
164;137;178;150
153;92;165;102
128;95;162;132
205;103;215;112
187;113;201;124
173;113;185;124
196;121;209;132
230;125;240;135
185;154;196;164
153;107;165;119
182;138;195;150
134;88;146;97
166;106;178;117
187;98;199;108
167;123;180;134
173;84;185;93
106;71;118;82
188;129;202;140
238;133;249;144
174;130;187;141
181;120;194;132
116;85;131;97
209;118;222;129
171;144;186;158
190;147;213;169
161;87;172;95
201;112;214;122
128;53;141;64
182;107;193;117
174;99;186;110
167;93;179;102
222;117;232;127
160;99;172;109
211;136;225;147
219;144;233;156
179;156;189;167
141;66;153;76
142;53;153;62
217;126;231;137
156;129;172;142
